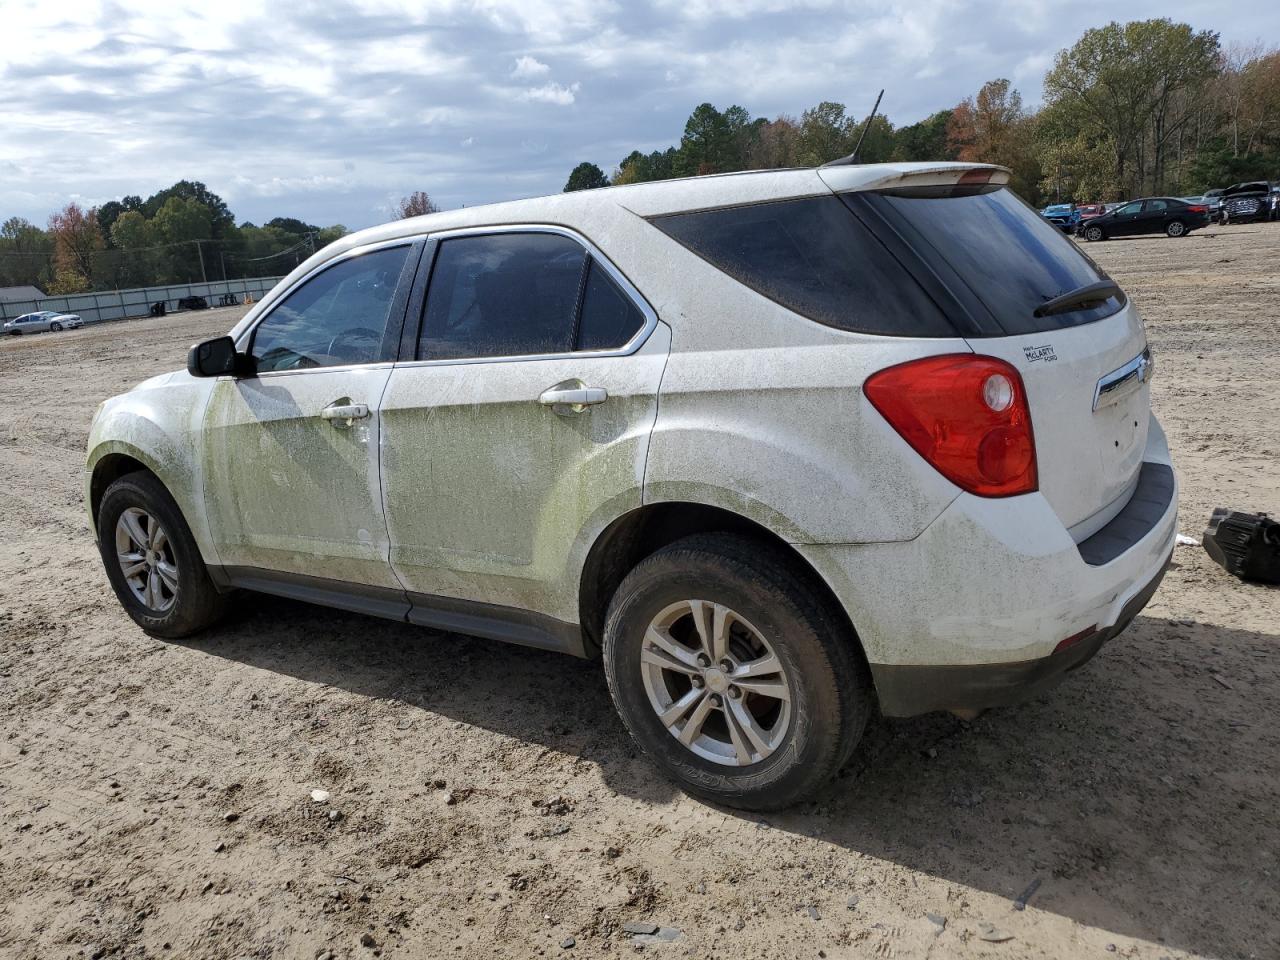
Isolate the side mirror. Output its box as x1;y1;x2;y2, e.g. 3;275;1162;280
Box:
188;336;251;378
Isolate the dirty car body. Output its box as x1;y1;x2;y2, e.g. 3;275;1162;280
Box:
86;162;1178;809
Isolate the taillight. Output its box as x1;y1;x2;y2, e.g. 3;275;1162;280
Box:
864;354;1038;497
1188;205;1207;214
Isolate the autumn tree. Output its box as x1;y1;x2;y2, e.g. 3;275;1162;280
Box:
397;191;440;218
46;203;103;293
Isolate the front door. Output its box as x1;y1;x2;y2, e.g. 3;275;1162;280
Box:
379;229;668;628
1109;201;1144;236
201;241;419;592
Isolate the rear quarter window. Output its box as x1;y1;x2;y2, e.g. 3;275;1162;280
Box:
650;195;955;338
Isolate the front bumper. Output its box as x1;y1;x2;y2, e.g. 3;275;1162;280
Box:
797;416;1178;717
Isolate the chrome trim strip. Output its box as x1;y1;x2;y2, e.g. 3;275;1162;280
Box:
1093;346;1153;412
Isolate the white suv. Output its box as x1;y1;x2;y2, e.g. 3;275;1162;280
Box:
86;162;1177;809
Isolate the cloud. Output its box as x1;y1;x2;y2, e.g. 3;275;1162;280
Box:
511;55;550;78
518;81;580;105
1;0;1278;231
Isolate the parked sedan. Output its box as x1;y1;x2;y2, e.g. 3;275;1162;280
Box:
2;310;84;334
1078;197;1209;240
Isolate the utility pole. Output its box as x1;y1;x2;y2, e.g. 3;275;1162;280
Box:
195;239;207;284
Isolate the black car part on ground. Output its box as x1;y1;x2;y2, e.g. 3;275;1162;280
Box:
1202;509;1280;584
177;295;208;310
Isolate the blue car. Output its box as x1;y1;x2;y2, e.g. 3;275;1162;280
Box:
1041;204;1079;233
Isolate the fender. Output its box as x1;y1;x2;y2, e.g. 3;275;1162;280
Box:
85;373;219;564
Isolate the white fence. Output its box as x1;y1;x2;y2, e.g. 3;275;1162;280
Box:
0;276;285;324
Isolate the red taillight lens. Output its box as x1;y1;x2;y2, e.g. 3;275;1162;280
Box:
1188;204;1207;213
864;354;1038;497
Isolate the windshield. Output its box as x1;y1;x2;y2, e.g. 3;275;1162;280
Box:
864;186;1124;335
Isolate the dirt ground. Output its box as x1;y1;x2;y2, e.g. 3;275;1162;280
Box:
1;225;1278;960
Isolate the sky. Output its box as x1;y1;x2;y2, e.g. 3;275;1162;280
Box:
2;0;1277;231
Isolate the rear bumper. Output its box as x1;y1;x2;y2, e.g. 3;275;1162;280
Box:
796;414;1178;717
869;549;1169;715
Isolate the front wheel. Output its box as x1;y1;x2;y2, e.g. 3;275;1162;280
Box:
1166;220;1187;238
1084;225;1105;242
49;321;62;331
97;472;228;638
602;534;872;811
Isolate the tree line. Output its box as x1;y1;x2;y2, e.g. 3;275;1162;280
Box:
565;18;1280;206
0;180;350;295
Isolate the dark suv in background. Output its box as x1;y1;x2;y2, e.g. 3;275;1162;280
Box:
1221;181;1279;224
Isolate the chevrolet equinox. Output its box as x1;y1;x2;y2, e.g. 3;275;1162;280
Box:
87;162;1177;810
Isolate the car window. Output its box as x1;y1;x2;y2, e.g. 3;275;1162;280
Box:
651;195;953;337
251;245;410;373
1117;202;1142;215
576;260;645;351
867;185;1122;334
419;233;587;360
1144;199;1168;212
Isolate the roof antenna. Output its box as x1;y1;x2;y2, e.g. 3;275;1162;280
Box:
821;89;884;168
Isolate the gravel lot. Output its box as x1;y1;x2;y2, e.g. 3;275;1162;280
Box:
1;226;1278;960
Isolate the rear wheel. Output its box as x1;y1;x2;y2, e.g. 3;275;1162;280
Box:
97;472;228;638
1084;225;1104;242
1166;220;1187;238
602;533;872;811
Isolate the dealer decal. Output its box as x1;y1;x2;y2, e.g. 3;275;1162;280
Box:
1023;344;1057;364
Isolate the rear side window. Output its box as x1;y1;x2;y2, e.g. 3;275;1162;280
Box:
868;187;1123;334
650;196;954;337
577;260;645;351
421;233;586;360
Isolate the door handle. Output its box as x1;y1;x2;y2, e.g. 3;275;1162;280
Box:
538;383;608;414
320;402;370;427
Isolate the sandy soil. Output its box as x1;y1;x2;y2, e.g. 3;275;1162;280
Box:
1;226;1277;960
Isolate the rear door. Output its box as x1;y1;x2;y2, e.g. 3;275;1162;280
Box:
1141;198;1169;233
379;228;667;627
845;179;1152;538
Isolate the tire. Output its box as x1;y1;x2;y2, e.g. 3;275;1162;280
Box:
49;322;62;331
1084;225;1104;242
1165;220;1187;238
97;471;228;638
602;533;872;811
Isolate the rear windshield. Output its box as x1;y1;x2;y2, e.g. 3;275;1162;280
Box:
649;195;954;337
866;186;1124;334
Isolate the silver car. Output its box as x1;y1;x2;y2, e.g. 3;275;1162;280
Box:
3;310;83;334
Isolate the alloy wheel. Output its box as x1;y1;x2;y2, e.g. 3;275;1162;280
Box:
640;599;792;767
115;507;178;612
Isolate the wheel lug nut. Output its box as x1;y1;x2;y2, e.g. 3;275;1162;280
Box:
696;654;710;668
719;659;733;672
710;694;722;707
691;676;704;689
728;687;741;700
